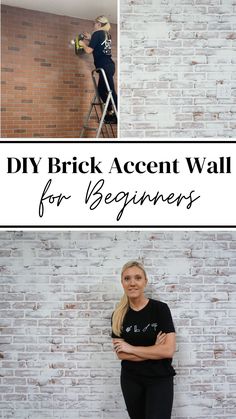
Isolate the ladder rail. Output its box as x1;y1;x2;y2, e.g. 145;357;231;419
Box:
80;67;117;138
80;93;97;138
93;102;109;138
92;68;118;117
91;73;111;138
96;91;112;138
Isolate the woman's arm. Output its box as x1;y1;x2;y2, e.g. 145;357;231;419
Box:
113;333;176;360
116;352;147;362
112;339;147;361
112;331;168;362
78;40;93;54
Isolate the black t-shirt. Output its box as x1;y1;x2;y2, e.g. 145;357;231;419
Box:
111;299;176;378
89;30;113;68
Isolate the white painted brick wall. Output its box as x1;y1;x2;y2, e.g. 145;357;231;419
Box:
120;0;236;138
0;231;236;418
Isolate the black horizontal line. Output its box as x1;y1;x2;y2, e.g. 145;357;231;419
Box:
1;141;236;144
1;225;236;229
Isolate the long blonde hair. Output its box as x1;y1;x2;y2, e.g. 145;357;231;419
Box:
112;261;147;337
95;16;111;32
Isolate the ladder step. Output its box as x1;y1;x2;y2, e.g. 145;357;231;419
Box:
83;126;97;131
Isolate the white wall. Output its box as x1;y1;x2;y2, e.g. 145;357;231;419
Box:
120;0;236;138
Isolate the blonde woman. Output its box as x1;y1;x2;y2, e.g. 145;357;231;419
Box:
79;16;117;123
112;261;176;419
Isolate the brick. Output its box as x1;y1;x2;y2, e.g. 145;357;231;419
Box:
1;5;117;138
120;0;236;138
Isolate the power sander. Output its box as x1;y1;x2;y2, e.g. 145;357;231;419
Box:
71;34;85;55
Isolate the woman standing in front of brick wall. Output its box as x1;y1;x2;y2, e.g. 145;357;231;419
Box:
79;16;117;124
112;261;176;419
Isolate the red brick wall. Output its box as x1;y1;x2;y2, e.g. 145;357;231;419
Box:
1;5;117;138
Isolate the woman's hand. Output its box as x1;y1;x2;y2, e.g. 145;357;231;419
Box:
78;41;93;54
79;40;86;48
155;331;167;345
113;339;134;354
83;32;91;40
112;339;147;361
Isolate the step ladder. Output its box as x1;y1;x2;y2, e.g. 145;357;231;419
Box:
80;68;118;138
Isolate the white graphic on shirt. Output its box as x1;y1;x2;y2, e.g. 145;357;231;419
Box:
101;38;112;55
142;323;150;332
151;323;158;331
125;323;158;333
126;326;132;333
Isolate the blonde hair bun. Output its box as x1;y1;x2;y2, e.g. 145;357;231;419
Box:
95;15;111;32
96;15;109;24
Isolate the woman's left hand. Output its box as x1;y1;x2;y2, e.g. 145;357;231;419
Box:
113;339;134;354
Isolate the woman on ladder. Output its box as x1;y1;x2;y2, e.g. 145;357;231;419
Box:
79;15;117;124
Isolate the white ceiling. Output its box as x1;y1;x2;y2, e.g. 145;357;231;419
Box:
2;0;117;23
